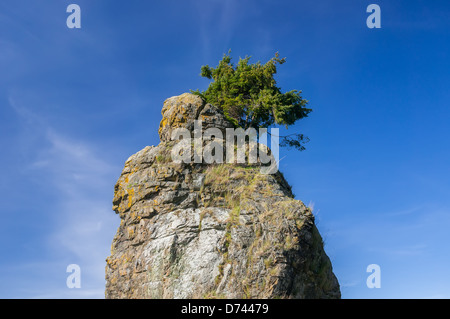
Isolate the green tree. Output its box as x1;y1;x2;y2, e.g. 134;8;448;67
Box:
191;51;312;151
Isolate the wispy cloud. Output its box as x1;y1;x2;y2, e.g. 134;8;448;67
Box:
194;0;246;60
382;244;427;257
33;132;119;298
6;96;121;298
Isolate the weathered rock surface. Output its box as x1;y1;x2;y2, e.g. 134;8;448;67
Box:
105;93;340;299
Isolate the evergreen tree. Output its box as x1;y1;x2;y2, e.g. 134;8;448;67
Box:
191;51;312;150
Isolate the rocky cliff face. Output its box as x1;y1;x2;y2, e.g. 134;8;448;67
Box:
105;93;340;299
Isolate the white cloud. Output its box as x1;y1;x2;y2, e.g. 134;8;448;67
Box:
194;0;245;59
8;99;121;298
34;130;120;298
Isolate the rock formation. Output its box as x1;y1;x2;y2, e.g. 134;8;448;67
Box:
105;93;340;299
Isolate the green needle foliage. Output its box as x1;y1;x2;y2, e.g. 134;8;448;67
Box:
191;51;312;151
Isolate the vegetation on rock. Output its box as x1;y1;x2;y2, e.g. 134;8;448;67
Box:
191;51;312;151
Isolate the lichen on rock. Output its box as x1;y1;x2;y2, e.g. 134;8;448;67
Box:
105;93;340;299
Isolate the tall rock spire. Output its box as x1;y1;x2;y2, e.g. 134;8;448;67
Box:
105;93;340;299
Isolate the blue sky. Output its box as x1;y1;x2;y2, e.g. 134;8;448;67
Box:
1;0;449;298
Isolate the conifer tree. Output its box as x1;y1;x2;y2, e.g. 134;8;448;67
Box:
192;51;312;150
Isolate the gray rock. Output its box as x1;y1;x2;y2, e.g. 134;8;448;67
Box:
105;93;340;299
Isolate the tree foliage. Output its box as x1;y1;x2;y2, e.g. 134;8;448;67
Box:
191;51;312;150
